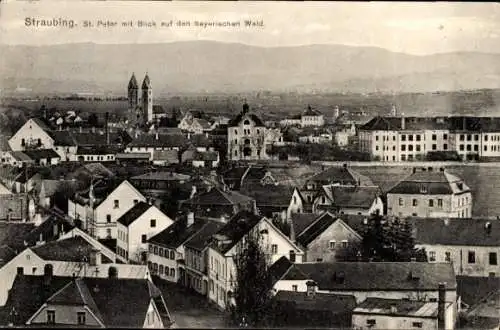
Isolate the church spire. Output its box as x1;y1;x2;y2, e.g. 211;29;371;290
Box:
128;73;138;89
142;72;151;89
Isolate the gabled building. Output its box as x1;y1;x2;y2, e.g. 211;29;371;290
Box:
147;212;211;283
291;212;363;262
178;111;213;134
68;180;147;239
3;273;172;328
227;103;268;161
241;185;304;222
411;217;500;278
387;167;472;218
206;211;304;310
116;202;174;264
301;105;324;127
312;184;384;216
125;133;188;160
180;187;256;220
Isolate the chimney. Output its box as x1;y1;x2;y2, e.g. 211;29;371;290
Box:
155;132;159;140
105;112;110;145
89;249;102;266
438;283;446;330
187;212;195;227
485;221;492;235
289;220;296;242
401;113;405;130
92;126;96;134
190;185;197;199
79;126;83;133
108;266;118;279
187;132;191;140
306;280;317;298
412;167;416;174
43;264;53;286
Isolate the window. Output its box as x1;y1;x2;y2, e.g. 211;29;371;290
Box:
445;252;451;262
159;248;164;257
159;265;164;274
489;252;498;265
341;240;348;248
432;134;437;141
466;145;471;151
367;319;376;326
474;135;479;141
485;135;489;141
401;145;406;151
432;144;437;150
17;267;23;275
271;244;278;254
293;196;297;204
443;133;448;140
292;285;298;292
474;145;479;152
316;258;323;262
47;310;55;324
467;134;472;141
429;199;434;207
133;199;138;205
154;246;158;255
443;143;448;150
460;144;465;151
416;135;421;141
37;138;42;146
243;120;250;125
170;268;175;277
408;145;413;151
329;241;336;249
150;219;156;227
375;136;379;141
141;235;147;243
412;322;423;328
32;267;37;274
77;312;86;325
412;199;418;206
114;200;119;208
429;251;436;262
399;198;404;206
401;135;406;141
106;229;111;239
438;199;443;207
468;251;476;264
289;250;296;262
409;135;414;141
460;134;465;141
170;251;175;259
21;138;26;146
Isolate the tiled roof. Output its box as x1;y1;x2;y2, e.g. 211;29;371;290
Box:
268;256;293;286
131;171;190;181
353;297;449;317
307;166;374;186
182;187;254;206
0;245;17;267
193;151;218;162
466;289;500;320
228;113;265;127
209;211;263;254
296;212;338;246
23;213;75;246
411;218;500;247
153;150;179;163
184;220;225;251
9;151;33;162
32;236;112;263
22;149;60;160
75;145;122;155
116;202;152;227
272;291;355;327
187;134;213;148
47;130;75;146
0;222;35;250
39;179;79;198
282;262;457;291
149;215;209;249
5;275;170;327
457;276;500;306
222;166;268;189
31;117;53;131
321;185;381;209
302;106;323;117
128;134;188;148
196;119;212;129
71;132;128;146
115;152;150;160
388;169;469;195
241;184;295;207
359;116;500;132
290;213;318;237
0;135;12;151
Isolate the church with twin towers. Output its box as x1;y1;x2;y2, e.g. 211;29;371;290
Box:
127;72;153;125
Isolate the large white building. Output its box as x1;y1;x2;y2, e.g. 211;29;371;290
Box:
387;167;472;218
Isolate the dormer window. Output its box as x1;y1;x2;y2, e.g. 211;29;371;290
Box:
243;120;250;125
114;200;119;209
420;185;427;194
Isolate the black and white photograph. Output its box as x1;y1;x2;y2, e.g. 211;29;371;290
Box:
0;1;499;329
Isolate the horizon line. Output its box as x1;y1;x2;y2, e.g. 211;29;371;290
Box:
2;40;500;57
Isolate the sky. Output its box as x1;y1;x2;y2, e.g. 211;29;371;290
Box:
1;1;500;55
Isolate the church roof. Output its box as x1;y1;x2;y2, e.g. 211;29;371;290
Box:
128;73;138;89
142;74;151;89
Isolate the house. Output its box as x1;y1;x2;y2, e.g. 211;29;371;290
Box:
301;164;374;204
273;262;458;319
207;211;304;310
4;151;35;167
183;220;226;295
351;289;454;330
68;180;147;239
131;171;191;195
334;123;357;148
0;193;34;221
222;165;273;190
2;273;172;328
116;202;174;264
0;135;12;164
297;127;333;144
279;114;302;127
191;150;220;168
38;179;80;208
462;289;500;330
8;118;56;152
125;133;188;160
180;186;256;220
387;167;472;218
21;149;60;166
178;111;213;134
271;285;356;328
22;211;75;247
0;166;41;193
301;105;325;127
312;185;384;216
152;150;179;166
75;146;120;162
0;222;37;267
115;152;150;165
290;212;363;262
0;228;152;305
411;217;500;278
227;103;268;161
241;185;304;222
147;212;212;283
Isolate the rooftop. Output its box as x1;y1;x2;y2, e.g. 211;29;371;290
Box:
116;202;153;227
149;215;209;249
131;171;190;182
184;220;226;251
320;185;381;209
296;212;338;246
353;297;451;318
307;166;374;186
388;168;469;195
32;236;113;263
182;187;254;206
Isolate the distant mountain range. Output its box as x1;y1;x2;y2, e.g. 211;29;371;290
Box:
1;41;500;95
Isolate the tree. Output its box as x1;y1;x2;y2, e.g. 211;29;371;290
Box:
230;229;274;327
88;113;99;127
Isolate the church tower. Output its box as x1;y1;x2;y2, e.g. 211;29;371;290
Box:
127;73;139;109
142;73;153;124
